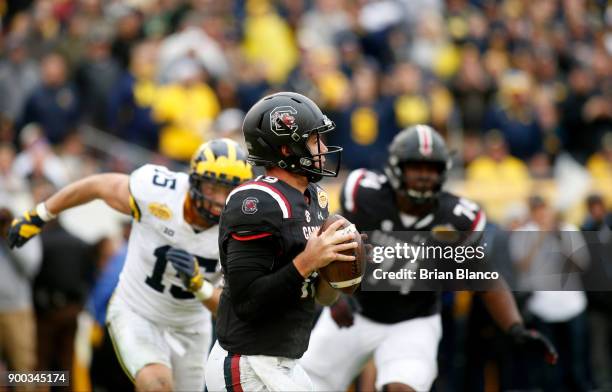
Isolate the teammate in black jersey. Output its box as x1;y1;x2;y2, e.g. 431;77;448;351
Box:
205;92;358;391
301;125;558;392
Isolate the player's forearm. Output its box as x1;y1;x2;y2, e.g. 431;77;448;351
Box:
230;262;304;321
479;283;523;332
45;173;131;216
226;237;306;321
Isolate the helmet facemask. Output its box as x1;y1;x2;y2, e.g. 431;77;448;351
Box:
403;161;446;204
386;157;447;205
274;115;342;183
188;175;234;226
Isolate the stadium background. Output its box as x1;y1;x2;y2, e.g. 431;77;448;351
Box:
0;0;610;391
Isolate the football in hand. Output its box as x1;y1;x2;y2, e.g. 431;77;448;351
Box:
318;214;365;294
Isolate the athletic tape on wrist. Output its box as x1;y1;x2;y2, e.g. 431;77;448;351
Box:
195;280;214;301
36;202;57;222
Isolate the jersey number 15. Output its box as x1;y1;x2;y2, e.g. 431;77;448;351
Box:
145;245;216;299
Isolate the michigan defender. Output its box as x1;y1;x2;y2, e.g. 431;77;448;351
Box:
205;92;357;391
8;139;252;392
300;125;557;392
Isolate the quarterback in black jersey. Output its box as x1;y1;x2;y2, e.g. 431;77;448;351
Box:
301;125;558;392
205;92;358;391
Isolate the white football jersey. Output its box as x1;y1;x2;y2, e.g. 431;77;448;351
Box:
114;164;220;329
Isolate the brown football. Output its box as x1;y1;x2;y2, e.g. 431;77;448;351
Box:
318;214;365;294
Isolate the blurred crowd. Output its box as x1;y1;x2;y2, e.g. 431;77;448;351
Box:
0;0;611;391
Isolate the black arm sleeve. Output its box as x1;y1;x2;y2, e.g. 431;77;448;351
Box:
225;236;305;322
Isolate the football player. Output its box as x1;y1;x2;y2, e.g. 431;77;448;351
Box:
300;125;558;392
205;92;358;391
8;138;252;392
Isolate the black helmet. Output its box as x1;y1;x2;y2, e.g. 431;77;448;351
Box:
189;138;253;224
385;125;450;203
242;91;342;182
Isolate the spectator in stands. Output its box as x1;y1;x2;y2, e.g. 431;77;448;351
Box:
0;35;39;124
560;66;609;163
157;11;229;82
110;6;144;70
12;124;70;188
30;180;95;378
241;0;299;84
107;41;160;151
332;62;396;170
17;52;80;145
54;15;88;73
484;70;543;162
392;62;432;128
0;207;42;382
305;47;351;111
235;58;270;113
450;44;495;137
152;58;220;162
467;130;530;184
533;90;562;174
296;0;352;50
581;194;612;232
75;27;122;130
586;132;612;183
509;195;591;391
409;10;460;80
284;49;324;108
391;61;454;134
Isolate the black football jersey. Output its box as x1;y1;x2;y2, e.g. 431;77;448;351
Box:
216;175;330;358
341;169;486;324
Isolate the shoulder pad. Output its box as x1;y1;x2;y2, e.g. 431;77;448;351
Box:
129;164;180;221
341;169;390;214
439;192;486;232
221;180;291;235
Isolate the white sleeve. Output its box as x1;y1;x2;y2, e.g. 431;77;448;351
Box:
128;164;177;221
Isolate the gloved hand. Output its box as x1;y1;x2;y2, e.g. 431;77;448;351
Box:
166;247;215;301
8;207;48;248
166;247;204;291
330;295;362;328
508;323;558;365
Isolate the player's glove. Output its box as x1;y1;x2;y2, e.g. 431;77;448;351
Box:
166;247;214;301
8;203;55;249
508;323;558;365
330;295;362;328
